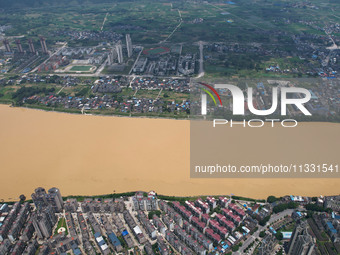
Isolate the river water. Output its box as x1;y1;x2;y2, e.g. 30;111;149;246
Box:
0;104;339;201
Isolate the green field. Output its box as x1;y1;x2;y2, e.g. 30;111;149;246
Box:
54;217;68;236
0;0;339;79
1;0;338;45
144;47;170;55
69;65;93;72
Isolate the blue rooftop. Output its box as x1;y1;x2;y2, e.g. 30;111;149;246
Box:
269;226;277;234
108;232;121;247
257;82;265;89
73;248;82;255
326;222;337;234
222;244;229;249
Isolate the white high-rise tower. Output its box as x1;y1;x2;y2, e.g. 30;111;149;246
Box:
116;41;123;64
126;34;132;58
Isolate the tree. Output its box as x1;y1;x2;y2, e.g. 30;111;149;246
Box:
148;210;161;219
273;202;297;213
275;232;283;240
232;245;239;252
259;215;270;226
59;92;67;98
259;231;266;238
287;202;298;209
267;196;279;203
12;86;56;103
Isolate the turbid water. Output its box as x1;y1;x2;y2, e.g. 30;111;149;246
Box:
0;104;339;201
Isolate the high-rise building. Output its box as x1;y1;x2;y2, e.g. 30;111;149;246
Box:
288;222;315;255
258;234;276;255
108;48;117;65
116;41;123;64
16;40;23;53
31;187;61;240
43;204;57;224
31;203;57;240
47;187;63;212
3;39;11;52
32;187;63;212
126;34;132;58
28;39;35;53
32;212;54;239
31;187;48;210
39;37;48;54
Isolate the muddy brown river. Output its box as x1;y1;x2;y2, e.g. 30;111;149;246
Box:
0;104;339;201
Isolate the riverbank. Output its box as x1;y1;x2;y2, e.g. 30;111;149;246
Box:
1;101;340;122
0;101;190;120
0;104;339;201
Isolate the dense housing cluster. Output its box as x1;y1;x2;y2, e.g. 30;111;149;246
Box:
0;188;339;254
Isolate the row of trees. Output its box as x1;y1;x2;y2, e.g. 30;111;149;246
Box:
12;86;55;103
273;202;298;213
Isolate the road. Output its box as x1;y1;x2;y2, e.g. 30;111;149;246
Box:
325;32;339;51
160;9;182;44
47;71;185;80
125;198;155;252
56;86;66;95
129;47;144;75
324;27;339;66
95;58;108;75
233;209;295;255
100;13;109;31
156;88;163;100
